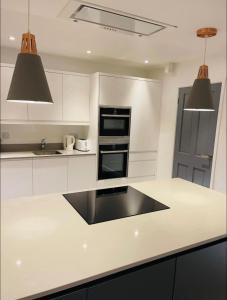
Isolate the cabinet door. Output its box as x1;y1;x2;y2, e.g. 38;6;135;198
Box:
63;74;90;122
99;75;161;152
28;71;63;121
174;241;227;300
68;155;96;192
1;159;32;200
99;75;134;106
87;259;175;300
33;158;68;195
130;81;161;152
1;66;28;120
49;288;86;300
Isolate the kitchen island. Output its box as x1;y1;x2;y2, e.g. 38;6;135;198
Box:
1;179;226;300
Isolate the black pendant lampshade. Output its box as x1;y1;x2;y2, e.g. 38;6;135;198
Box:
7;30;53;104
184;27;217;112
7;52;53;104
184;66;214;111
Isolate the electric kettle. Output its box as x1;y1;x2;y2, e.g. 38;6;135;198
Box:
63;135;75;151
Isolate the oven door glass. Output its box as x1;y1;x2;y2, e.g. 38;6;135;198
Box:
100;116;130;136
99;152;128;179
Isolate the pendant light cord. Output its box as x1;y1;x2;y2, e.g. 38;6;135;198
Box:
28;0;30;32
203;37;207;65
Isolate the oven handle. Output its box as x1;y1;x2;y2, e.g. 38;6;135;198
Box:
101;114;131;118
100;150;129;154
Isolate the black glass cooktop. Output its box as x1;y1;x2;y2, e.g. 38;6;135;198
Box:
63;186;169;225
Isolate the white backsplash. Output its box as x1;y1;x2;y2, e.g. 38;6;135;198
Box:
1;124;89;144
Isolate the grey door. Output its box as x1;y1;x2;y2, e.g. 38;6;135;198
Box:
172;83;222;187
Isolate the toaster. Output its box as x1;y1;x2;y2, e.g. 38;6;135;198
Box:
75;138;89;152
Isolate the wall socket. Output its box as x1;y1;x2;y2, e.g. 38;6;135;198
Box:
2;132;10;139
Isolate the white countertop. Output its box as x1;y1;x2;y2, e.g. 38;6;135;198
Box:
0;149;96;159
1;179;226;300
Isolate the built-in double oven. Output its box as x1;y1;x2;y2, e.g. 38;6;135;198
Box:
99;107;131;137
98;106;131;180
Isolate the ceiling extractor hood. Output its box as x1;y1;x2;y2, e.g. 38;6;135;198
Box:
59;0;177;36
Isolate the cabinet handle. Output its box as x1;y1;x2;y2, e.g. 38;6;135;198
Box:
100;150;128;154
101;114;131;118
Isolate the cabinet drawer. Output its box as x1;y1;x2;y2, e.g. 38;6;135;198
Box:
129;151;157;162
128;160;156;178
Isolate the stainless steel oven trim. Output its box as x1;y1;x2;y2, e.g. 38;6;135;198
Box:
101;114;131;118
100;150;128;154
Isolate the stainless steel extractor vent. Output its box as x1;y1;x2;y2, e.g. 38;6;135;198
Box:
59;0;177;36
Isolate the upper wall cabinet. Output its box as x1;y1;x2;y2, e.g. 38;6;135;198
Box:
99;74;162;152
1;66;28;120
99;75;134;106
0;65;90;124
28;71;63;121
63;74;90;123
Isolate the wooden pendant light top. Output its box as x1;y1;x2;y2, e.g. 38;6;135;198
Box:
197;28;217;38
197;65;208;79
21;32;37;54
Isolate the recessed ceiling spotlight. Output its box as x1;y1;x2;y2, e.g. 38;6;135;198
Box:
9;36;16;41
144;60;149;64
86;50;92;54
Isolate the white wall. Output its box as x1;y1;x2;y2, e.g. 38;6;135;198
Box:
1;46;150;78
1;124;88;144
154;54;226;194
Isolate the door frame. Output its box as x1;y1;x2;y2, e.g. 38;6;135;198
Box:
172;81;225;188
210;79;226;189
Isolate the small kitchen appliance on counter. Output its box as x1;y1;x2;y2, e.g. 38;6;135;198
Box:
63;135;75;151
75;138;90;152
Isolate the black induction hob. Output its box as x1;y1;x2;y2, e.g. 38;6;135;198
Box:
63;186;169;225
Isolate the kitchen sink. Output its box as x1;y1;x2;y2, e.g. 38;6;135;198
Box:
33;150;62;156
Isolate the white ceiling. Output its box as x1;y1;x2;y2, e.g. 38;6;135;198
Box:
1;0;226;67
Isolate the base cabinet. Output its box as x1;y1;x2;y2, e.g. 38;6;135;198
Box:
45;240;226;300
87;259;175;300
33;158;68;195
173;240;227;300
1;159;33;200
50;289;86;300
68;155;96;192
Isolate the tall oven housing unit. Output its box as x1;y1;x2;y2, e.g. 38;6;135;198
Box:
98;107;131;180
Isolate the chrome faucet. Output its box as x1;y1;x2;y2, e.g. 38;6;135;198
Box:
41;138;47;150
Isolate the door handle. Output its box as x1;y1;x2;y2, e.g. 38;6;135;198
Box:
197;154;213;160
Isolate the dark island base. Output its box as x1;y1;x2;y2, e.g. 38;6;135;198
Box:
38;238;227;300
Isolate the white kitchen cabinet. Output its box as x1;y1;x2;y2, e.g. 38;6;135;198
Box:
129;80;161;152
68;155;96;192
99;74;161;152
0;66;28;120
63;74;90;122
1;159;33;200
33;157;68;195
128;160;156;178
28;71;63;121
99;75;134;106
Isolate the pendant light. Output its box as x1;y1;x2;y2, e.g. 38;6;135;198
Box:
7;0;53;104
184;27;217;111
